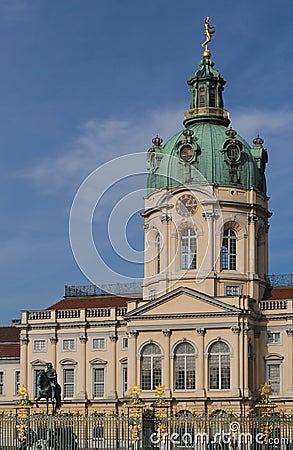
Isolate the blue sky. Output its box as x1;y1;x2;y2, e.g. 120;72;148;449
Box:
0;0;292;325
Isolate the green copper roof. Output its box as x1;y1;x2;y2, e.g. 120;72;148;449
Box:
147;55;268;194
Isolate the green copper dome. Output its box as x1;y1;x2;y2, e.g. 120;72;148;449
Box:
147;54;268;195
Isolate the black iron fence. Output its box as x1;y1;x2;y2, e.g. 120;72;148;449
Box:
1;409;293;450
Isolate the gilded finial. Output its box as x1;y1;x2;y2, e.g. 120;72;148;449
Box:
129;384;141;398
154;385;165;397
202;17;216;58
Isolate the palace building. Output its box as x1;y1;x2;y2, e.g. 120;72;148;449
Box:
1;29;293;414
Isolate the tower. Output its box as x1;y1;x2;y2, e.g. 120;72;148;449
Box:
143;22;270;305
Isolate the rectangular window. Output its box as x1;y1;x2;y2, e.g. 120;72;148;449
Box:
149;289;156;300
93;368;105;398
199;87;205;107
15;370;20;396
267;364;280;395
209;88;216;107
225;285;241;296
122;337;128;350
267;332;281;344
122;366;128;395
62;339;76;351
92;338;106;350
33;339;47;352
63;368;75;398
0;372;4;395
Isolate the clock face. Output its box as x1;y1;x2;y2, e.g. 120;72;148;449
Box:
176;194;197;216
180;145;194;162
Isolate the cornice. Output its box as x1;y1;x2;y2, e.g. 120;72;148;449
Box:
127;312;240;321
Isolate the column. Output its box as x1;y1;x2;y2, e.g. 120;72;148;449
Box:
231;326;241;397
202;212;217;274
77;333;87;400
286;329;293;393
49;335;58;369
196;328;206;396
20;335;29;388
243;323;249;397
128;330;138;388
162;329;172;397
247;213;257;276
108;334;118;398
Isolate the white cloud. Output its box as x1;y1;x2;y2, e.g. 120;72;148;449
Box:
16;105;293;194
16;106;184;193
231;107;293;142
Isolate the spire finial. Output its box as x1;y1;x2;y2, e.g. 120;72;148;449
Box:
201;17;216;58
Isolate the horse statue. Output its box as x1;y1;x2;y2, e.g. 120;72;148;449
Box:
35;367;61;415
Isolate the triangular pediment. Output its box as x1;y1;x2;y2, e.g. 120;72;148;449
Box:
126;287;240;319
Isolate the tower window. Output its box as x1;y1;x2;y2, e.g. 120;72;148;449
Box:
209;87;216;107
199;87;205;107
155;233;161;274
221;228;236;270
181;228;197;270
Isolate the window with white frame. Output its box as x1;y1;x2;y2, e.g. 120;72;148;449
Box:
15;370;20;396
0;372;4;395
62;339;76;352
93;368;105;398
122;337;128;350
225;285;241;297
266;363;281;395
149;289;156;300
174;342;196;390
63;368;75;398
267;331;281;344
122;365;128;395
92;338;106;350
221;228;237;270
155;233;161;274
33;339;47;352
141;343;162;390
181;228;197;270
208;341;230;390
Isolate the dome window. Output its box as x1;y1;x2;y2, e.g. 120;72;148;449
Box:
180;145;194;162
226;144;241;163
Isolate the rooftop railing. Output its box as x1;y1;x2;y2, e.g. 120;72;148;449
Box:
268;273;293;287
64;282;142;298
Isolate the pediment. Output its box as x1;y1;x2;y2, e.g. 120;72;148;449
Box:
126;287;240;319
90;357;107;365
31;359;46;366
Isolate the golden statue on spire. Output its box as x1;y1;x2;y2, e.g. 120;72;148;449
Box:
202;17;216;57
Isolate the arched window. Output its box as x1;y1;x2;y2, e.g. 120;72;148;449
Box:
174;342;196;390
155;233;161;274
181;228;197;270
141;343;162;391
209;341;230;390
221;228;236;270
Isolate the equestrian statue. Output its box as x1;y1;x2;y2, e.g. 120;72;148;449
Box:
35;362;61;415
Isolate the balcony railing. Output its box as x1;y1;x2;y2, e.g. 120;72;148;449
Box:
184;106;230;121
65;282;142;297
260;300;288;310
